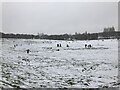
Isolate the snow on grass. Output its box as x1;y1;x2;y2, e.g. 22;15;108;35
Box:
0;38;119;88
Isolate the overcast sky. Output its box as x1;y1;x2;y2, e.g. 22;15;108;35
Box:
2;2;118;35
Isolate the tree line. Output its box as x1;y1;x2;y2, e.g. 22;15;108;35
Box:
0;27;120;40
39;33;99;40
0;32;39;39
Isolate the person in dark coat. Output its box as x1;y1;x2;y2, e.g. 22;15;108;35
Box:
57;44;59;47
56;49;60;51
66;44;69;47
26;49;30;54
14;45;16;47
85;44;87;48
88;44;92;48
59;44;62;47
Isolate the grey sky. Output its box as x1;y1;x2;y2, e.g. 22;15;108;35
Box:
2;2;118;35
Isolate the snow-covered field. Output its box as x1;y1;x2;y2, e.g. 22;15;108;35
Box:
0;38;119;88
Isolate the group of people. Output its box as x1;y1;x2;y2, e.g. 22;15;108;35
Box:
56;43;92;49
85;44;92;48
57;43;62;47
56;43;69;51
56;43;69;47
26;43;92;53
14;44;18;47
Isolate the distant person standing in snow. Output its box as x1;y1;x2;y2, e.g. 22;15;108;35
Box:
14;44;18;47
59;44;62;47
88;44;92;48
26;49;30;54
66;44;69;47
57;44;59;47
85;44;87;48
14;45;16;47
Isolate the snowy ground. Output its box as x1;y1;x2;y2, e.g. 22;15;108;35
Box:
0;38;119;88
